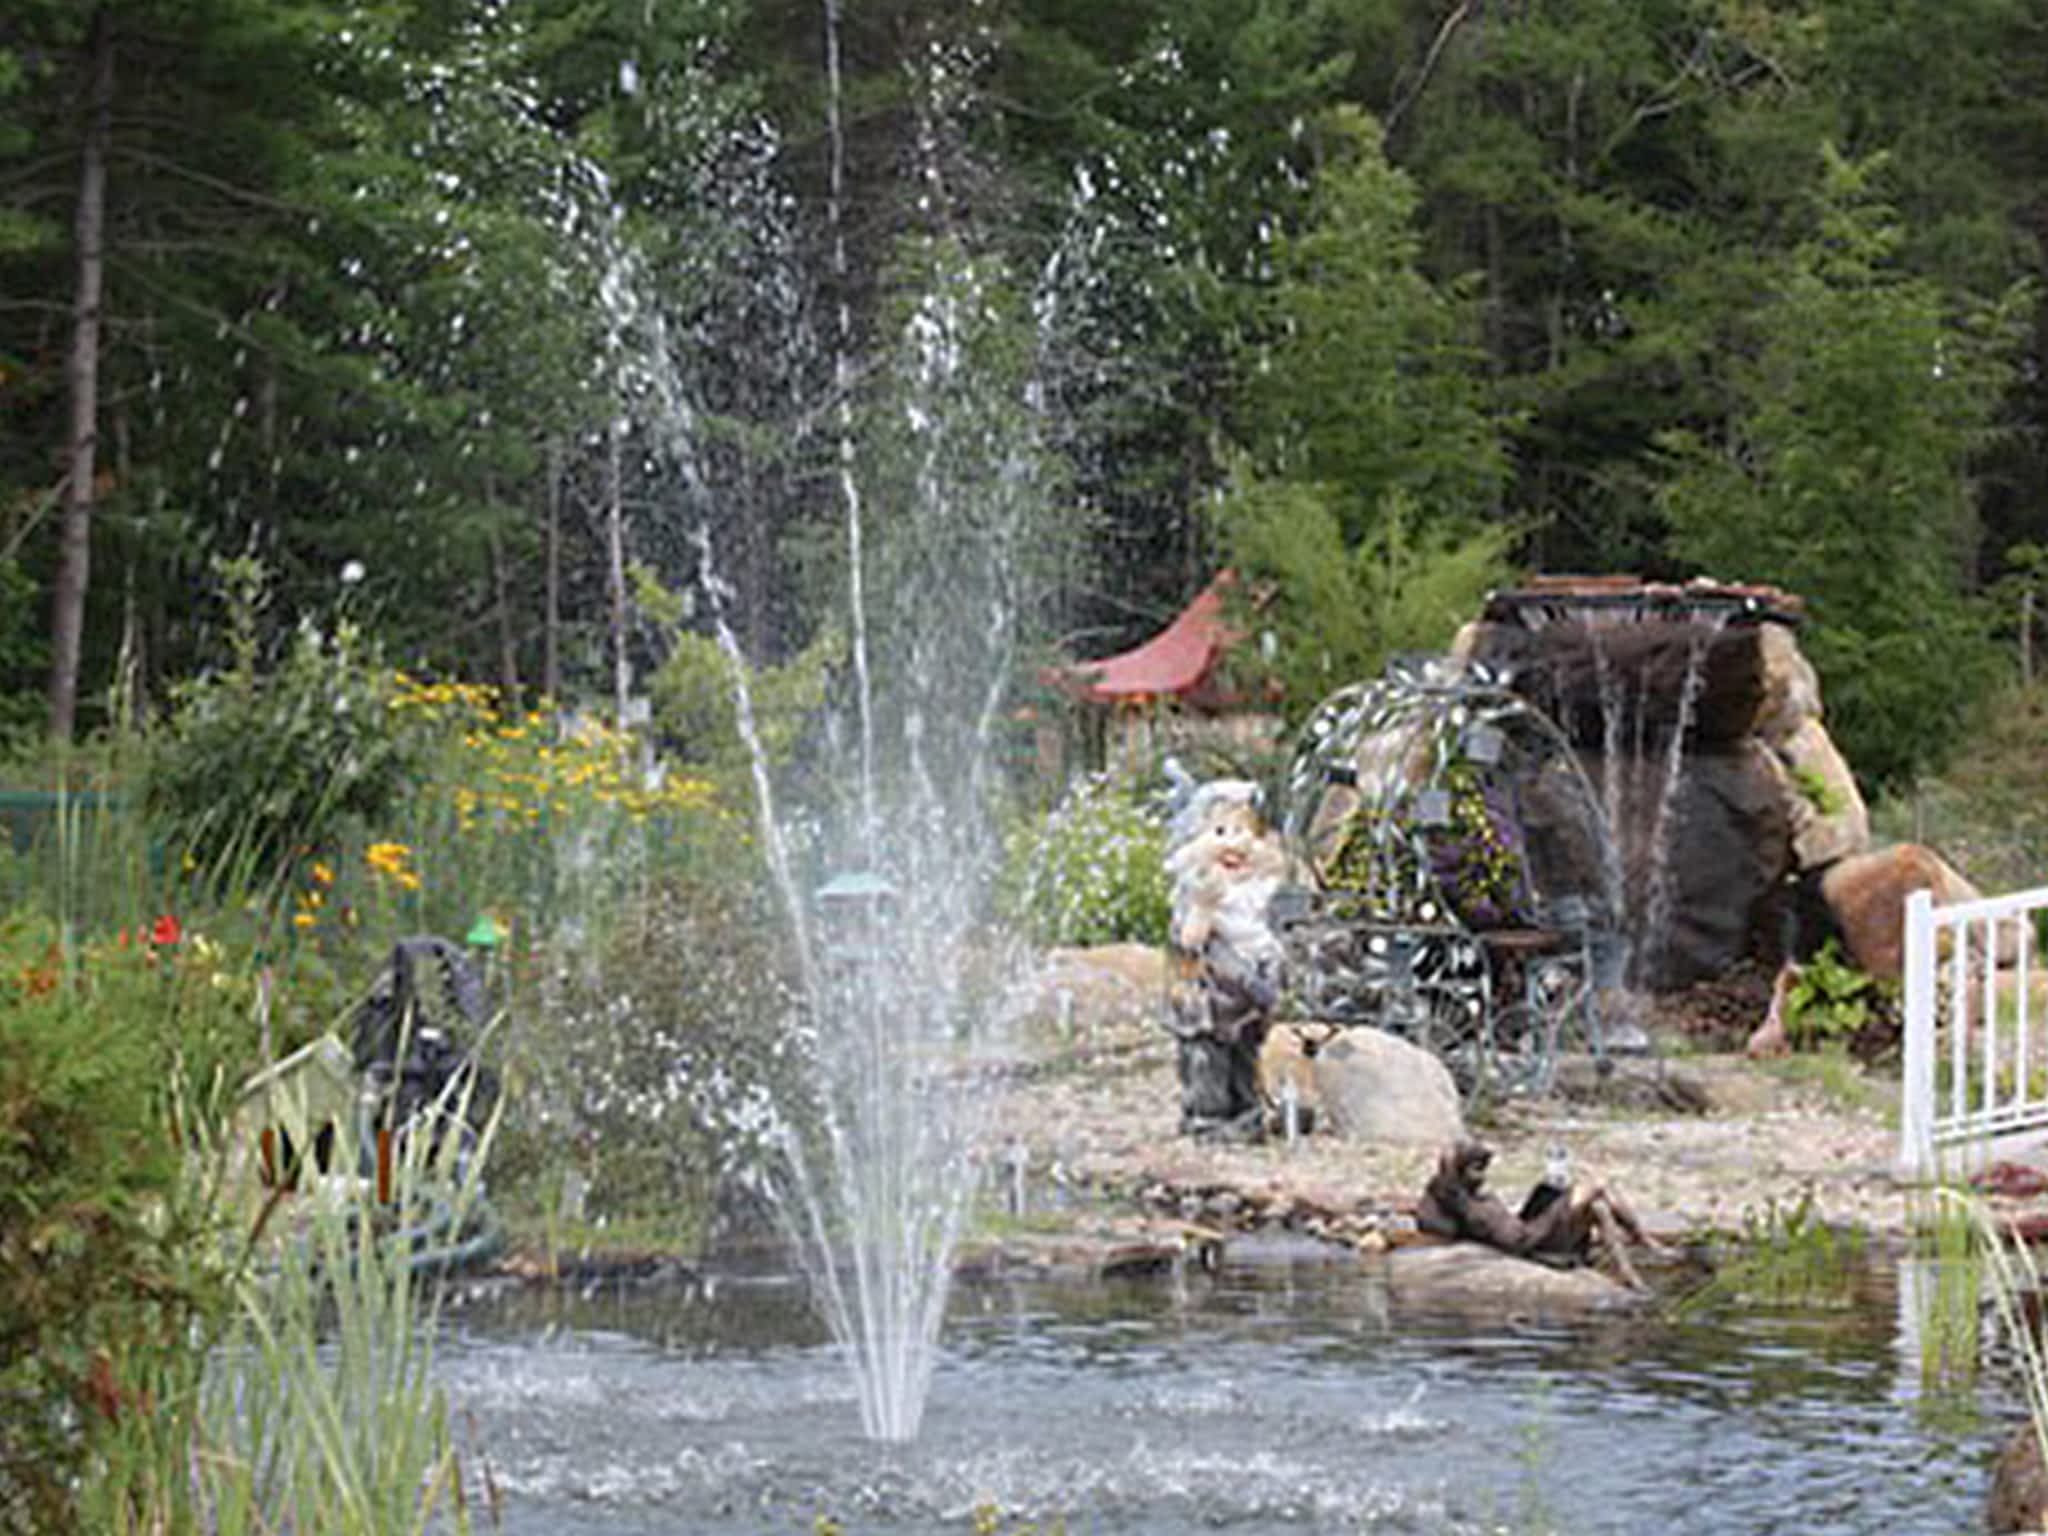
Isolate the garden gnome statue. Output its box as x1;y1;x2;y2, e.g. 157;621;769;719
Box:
1161;769;1292;1141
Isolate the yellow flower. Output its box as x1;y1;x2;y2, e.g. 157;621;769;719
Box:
310;861;335;886
366;841;420;889
292;911;318;930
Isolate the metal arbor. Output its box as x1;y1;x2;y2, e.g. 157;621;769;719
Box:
1276;656;1620;1098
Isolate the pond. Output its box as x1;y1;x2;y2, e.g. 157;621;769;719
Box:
437;1239;2005;1535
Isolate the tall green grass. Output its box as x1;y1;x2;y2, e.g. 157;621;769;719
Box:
1940;1186;2048;1474
1675;1191;1867;1314
84;1058;502;1535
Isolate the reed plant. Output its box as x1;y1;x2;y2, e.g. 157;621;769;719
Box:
83;1035;502;1535
1675;1189;1868;1315
1945;1186;2048;1480
1891;1176;1989;1440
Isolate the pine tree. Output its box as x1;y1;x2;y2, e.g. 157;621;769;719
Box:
1659;147;2027;786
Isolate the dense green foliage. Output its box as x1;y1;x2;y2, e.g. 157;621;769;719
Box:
0;0;2040;1261
499;874;804;1228
0;632;766;1529
1218;108;1516;695
1780;938;1889;1052
147;562;421;881
0;918;245;1534
1660;151;2025;786
6;0;2043;787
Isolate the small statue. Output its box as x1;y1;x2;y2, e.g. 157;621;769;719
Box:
349;936;499;1176
1415;1139;1667;1290
1161;771;1292;1141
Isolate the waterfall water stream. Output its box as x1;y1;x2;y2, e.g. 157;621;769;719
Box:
1514;597;1732;992
1636;610;1727;985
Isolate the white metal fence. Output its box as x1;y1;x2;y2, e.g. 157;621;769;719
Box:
1899;882;2048;1176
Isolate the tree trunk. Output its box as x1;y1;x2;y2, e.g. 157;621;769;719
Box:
607;423;629;731
543;437;562;703
2024;586;2036;688
49;7;114;741
112;400;143;725
486;475;521;700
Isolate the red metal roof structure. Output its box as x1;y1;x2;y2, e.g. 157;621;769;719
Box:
1054;572;1242;707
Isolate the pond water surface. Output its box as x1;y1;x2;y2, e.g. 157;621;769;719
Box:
437;1240;2006;1535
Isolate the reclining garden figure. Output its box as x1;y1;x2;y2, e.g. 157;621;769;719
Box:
1415;1138;1669;1290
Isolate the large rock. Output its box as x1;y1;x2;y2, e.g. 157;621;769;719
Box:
1304;1026;1463;1145
1767;717;1870;870
1458;593;1819;991
1464;612;1770;748
1751;619;1823;744
1382;1241;1642;1315
1988;1422;2048;1534
1591;742;1793;990
1820;845;1981;980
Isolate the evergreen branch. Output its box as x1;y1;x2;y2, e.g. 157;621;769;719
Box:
0;153;76;191
1386;2;1474;135
108;148;319;217
1;473;67;565
103;257;329;381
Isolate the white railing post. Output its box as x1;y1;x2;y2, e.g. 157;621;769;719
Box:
1900;888;1937;1179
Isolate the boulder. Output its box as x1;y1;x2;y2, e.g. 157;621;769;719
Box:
1306;1026;1464;1146
1751;620;1823;744
1259;1025;1323;1124
1820;845;1981;981
1769;717;1870;870
1463;613;1769;748
1382;1241;1642;1315
1988;1422;2048;1534
1450;588;1878;993
1591;743;1793;990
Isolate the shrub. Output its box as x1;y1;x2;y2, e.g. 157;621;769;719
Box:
0;917;244;1534
1785;938;1899;1060
492;876;805;1238
646;626;843;792
148;560;419;885
372;674;731;951
999;774;1170;948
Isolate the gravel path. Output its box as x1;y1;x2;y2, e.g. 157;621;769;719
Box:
999;948;1922;1244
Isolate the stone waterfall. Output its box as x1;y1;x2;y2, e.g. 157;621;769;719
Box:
1453;576;1871;993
